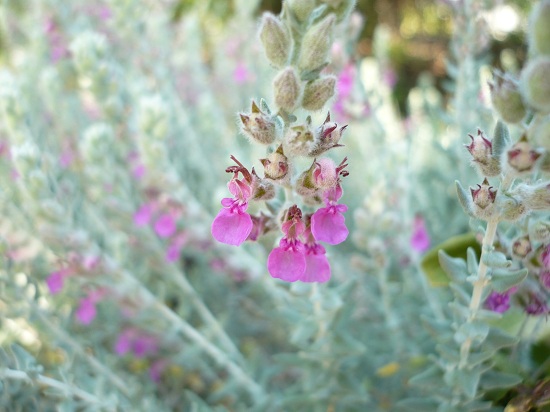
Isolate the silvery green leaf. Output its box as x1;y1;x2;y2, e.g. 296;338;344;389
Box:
467;247;478;275
449;301;470;319
481;371;522;390
463;400;495;411
436;344;460;364
450;283;471;304
492;121;511;158
468;349;496;366
491;268;528;293
481;251;511;268
485;327;519;350
308;4;328;25
456;181;476;218
454;322;490;345
475;309;503;321
396;398;439;412
439;250;468;283
409;365;443;388
259;98;271;115
290;320;317;345
456;367;482;399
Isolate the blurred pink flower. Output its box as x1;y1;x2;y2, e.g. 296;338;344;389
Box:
154;213;177;238
410;215;430;253
46;268;72;294
233;63;250;85
75;298;97;325
134;203;154;227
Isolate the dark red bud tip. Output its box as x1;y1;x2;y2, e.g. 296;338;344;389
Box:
260;158;270;167
239;114;249;125
324;112;331;123
322;124;338;138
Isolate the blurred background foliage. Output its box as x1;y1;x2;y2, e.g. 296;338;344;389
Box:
168;0;532;114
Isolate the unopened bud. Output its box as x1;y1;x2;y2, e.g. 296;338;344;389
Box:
470;178;497;219
70;31;108;74
506;136;542;174
298;14;336;73
322;0;357;21
512;236;532;259
80;123;115;164
287;0;316;22
284;116;315;157
273;67;301;112
309;112;347;156
260;145;289;181
251;170;276;201
489;72;526;124
295;162;318;198
529;219;550;243
138;95;169;139
465;129;501;177
11;141;40;177
529;0;550;56
520;56;550;113
259;13;291;68
515;182;550;211
301;75;336;111
527;114;550;150
239;101;278;145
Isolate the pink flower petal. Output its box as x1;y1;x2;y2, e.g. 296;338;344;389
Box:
302;250;331;283
114;329;134;356
154;214;177;238
46;271;66;294
134;204;153;227
267;246;306;282
211;208;253;246
311;206;348;245
75;298;97;325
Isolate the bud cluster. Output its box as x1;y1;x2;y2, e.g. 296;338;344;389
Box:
212;1;355;283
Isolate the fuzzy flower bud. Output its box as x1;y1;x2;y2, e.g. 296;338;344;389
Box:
506;136;542;175
470;178;497;219
309;112;347;156
465;129;501;177
260;145;289;181
239;101;278;145
489;72;526;124
514;182;550;211
302;75;336;111
259;13;291;68
520;56;550;113
512;236;532;259
80;123;115;164
287;0;316;22
298;14;336;73
529;220;550;243
138;95;169;139
273;67;301;113
11;141;40;177
284;116;315;157
70;31;108;74
528;0;550;56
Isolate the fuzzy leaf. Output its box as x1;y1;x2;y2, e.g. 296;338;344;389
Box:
396;398;439;412
454;322;490;345
481;251;512;268
492;121;511;158
485;327;519;350
456;181;476;218
468;349;497;366
259;98;271;115
450;283;471;304
439;250;469;282
409;365;443;388
491;268;528;293
467;247;479;275
456;367;482;399
481;371;523;390
308;4;328;24
420;234;480;286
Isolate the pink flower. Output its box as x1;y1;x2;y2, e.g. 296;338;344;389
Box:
46;268;72;294
133;203;154;227
133;335;158;358
301;220;330;283
484;291;511;313
541;244;550;269
154;214;177;238
311;186;348;245
166;234;187;262
337;64;355;100
267;206;307;282
149;359;168;383
75;298;97;325
410;215;430;253
114;329;134;356
233;63;250;85
211;157;254;246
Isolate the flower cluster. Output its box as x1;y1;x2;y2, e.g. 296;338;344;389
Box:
211;151;349;283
